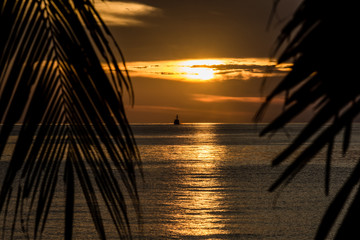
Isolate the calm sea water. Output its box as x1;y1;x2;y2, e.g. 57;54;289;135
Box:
1;123;360;239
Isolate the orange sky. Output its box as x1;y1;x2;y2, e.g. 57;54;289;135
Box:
96;1;303;123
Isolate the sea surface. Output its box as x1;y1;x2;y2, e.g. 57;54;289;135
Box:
1;123;360;239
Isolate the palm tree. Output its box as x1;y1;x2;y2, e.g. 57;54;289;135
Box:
257;0;360;239
0;1;140;239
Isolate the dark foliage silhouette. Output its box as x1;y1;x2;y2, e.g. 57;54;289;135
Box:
257;0;360;239
0;1;140;239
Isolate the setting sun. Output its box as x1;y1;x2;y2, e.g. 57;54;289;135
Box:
179;66;215;81
178;59;224;81
121;58;289;83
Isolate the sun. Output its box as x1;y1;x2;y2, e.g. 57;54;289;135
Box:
123;58;228;82
180;66;215;81
178;59;224;81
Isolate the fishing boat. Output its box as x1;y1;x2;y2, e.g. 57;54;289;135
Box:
174;114;180;125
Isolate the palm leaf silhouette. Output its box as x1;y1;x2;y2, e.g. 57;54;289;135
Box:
0;1;140;239
257;0;360;239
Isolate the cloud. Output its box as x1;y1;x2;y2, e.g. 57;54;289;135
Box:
117;58;291;82
192;63;288;74
193;94;284;104
94;1;161;26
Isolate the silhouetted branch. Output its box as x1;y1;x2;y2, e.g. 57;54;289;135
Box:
258;0;360;238
0;1;140;239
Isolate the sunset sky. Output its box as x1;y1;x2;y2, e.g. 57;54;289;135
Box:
96;0;302;123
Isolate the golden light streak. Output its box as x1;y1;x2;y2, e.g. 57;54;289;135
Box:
166;124;230;237
102;58;291;82
193;94;285;104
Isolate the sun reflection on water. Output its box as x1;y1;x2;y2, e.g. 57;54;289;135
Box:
165;124;230;237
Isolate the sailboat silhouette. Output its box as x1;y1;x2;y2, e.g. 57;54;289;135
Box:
174;114;180;125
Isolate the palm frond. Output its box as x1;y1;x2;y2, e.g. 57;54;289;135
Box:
257;0;360;238
0;0;140;239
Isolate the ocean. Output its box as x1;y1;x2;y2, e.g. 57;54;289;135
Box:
1;123;359;239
